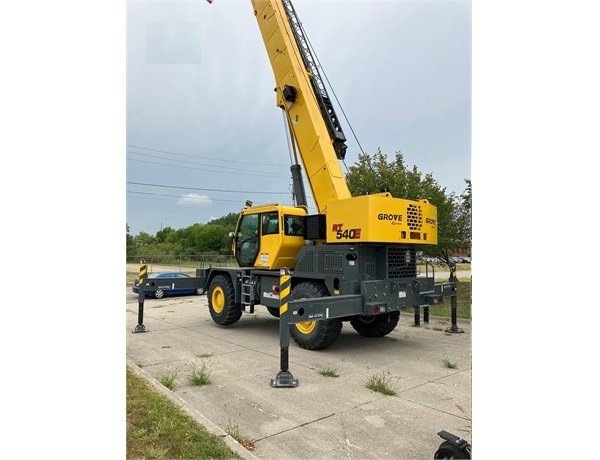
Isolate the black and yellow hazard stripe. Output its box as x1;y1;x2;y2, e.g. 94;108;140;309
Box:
279;269;291;316
139;260;147;285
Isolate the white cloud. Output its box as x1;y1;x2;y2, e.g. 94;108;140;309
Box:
177;193;212;206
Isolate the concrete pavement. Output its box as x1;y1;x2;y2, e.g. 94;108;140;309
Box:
126;288;472;459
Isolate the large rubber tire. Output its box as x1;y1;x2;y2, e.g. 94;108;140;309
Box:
207;274;241;326
289;281;342;350
350;311;400;337
434;441;471;459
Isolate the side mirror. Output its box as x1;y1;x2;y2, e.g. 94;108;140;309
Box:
228;231;235;240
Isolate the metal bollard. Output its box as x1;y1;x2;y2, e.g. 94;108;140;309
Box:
413;305;420;326
133;259;148;333
445;263;463;334
271;268;298;388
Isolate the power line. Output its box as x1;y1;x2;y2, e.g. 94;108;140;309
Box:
127;144;290;169
126;190;253;204
126;181;289;195
127;150;271;173
126;156;283;178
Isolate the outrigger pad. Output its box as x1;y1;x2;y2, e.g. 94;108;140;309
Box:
133;324;148;333
271;371;298;388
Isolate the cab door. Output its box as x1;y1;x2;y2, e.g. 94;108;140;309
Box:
234;213;260;267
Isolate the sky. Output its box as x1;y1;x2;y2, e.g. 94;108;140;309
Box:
126;0;472;235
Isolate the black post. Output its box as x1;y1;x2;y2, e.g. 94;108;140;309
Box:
423;305;429;325
445;263;463;334
280;347;289;373
413;305;420;326
271;268;298;388
133;259;148;333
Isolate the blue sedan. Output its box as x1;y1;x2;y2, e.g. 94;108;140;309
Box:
132;272;205;299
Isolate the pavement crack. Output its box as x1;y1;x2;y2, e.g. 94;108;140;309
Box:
255;412;336;442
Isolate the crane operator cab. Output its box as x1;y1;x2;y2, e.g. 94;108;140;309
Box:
231;203;308;270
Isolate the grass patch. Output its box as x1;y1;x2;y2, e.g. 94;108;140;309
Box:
226;418;256;451
126;366;241;459
189;363;211;386
366;371;397;396
427;278;471;320
315;365;340;378
442;358;458;369
159;371;178;390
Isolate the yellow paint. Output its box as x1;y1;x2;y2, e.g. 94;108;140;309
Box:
326;193;438;245
238;203;307;269
242;1;439;251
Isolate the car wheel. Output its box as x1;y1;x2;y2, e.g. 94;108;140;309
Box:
154;289;165;299
196;288;205;295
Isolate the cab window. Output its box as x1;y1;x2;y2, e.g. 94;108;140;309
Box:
262;212;279;235
284;215;304;236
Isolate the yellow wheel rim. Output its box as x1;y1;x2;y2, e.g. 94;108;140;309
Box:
211;287;225;314
295;321;316;334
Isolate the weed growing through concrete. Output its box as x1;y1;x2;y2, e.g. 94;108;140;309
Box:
315;365;340;378
442;358;458;369
189;363;211;386
456;404;472;434
226;418;256;451
366;371;397;396
159;371;178;390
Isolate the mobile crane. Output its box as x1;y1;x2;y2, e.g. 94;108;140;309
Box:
197;0;456;350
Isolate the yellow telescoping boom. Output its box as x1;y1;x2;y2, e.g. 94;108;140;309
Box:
197;0;455;351
251;0;438;247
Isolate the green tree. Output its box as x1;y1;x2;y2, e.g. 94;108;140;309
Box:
344;149;470;267
156;226;176;244
459;179;472;251
208;212;239;230
126;223;137;256
193;224;231;254
135;231;157;247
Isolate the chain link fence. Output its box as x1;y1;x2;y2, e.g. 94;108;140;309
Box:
126;254;237;271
